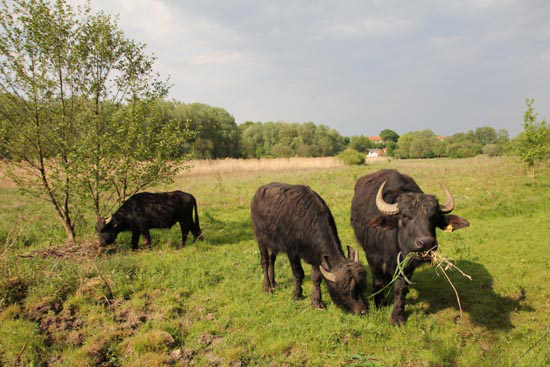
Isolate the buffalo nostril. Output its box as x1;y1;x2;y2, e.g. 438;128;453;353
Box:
415;240;424;250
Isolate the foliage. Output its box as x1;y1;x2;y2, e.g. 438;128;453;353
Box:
515;98;549;184
170;102;241;159
379;128;399;143
482;144;500;157
240;121;346;158
349;135;374;152
446;141;482;159
0;0;190;240
395;130;437;158
337;148;365;165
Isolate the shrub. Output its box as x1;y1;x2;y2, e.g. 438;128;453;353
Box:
337;148;365;165
482;144;500;157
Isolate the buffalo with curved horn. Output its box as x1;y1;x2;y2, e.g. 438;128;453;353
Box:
351;169;469;324
251;182;368;314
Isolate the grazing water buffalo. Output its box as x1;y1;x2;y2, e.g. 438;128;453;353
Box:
251;182;368;314
351;169;469;324
96;191;203;249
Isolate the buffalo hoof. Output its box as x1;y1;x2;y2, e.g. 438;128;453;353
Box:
391;313;406;325
263;282;275;294
312;300;326;309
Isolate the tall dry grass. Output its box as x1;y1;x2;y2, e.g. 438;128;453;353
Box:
179;156;346;176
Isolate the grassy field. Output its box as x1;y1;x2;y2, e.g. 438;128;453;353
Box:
0;156;549;366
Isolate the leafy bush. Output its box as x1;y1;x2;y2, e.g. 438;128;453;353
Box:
446;142;482;158
482;144;500;157
337;148;365;165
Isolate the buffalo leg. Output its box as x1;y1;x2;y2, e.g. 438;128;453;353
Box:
370;264;387;308
258;241;275;292
142;230;152;249
391;278;409;325
268;249;277;289
131;231;140;250
311;266;326;309
179;222;190;246
288;254;304;300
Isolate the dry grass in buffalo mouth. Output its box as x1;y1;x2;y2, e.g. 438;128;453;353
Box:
370;249;472;318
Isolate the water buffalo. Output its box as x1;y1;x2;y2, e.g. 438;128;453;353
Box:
351;169;469;324
96;190;203;249
251;182;368;314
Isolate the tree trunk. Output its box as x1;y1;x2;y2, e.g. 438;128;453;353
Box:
60;218;76;244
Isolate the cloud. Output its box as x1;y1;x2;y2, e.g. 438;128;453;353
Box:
313;15;418;40
65;0;550;136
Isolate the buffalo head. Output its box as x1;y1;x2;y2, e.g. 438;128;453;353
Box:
95;217;120;246
369;181;469;256
319;246;368;314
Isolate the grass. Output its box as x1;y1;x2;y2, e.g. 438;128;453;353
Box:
0;156;549;366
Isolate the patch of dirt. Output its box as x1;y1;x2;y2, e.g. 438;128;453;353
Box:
76;277;113;305
169;348;196;365
18;241;111;260
198;333;215;346
36;303;84;347
112;301;148;333
25;296;61;320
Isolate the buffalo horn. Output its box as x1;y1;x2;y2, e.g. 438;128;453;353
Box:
353;248;360;262
375;181;399;215
105;216;112;225
439;183;455;214
319;265;337;283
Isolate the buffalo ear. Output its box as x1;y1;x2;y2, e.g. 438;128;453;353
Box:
439;215;470;232
368;215;398;230
95;219;106;232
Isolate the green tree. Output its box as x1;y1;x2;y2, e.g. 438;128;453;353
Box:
446;141;482;158
0;0;189;242
516;99;549;185
349;135;373;152
172;102;240;159
472;126;497;146
380;129;399;143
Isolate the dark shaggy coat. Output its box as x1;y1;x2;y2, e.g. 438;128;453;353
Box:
351;169;469;324
251;182;368;314
96;190;203;249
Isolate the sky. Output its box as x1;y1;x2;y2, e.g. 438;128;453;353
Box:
72;0;550;137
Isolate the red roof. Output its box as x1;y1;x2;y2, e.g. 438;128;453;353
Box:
368;136;382;141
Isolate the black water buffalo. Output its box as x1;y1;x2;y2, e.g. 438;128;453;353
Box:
251;182;368;314
351;169;469;324
96;191;203;249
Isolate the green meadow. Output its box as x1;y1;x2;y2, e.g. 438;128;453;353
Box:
0;156;548;366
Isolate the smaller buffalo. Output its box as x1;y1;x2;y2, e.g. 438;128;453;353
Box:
96;191;203;249
251;182;368;315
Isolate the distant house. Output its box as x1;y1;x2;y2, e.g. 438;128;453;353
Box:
436;136;446;141
367;148;385;158
368;136;383;142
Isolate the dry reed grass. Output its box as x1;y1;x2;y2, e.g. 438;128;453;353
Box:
179;157;346;177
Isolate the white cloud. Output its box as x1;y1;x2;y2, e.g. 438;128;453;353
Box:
314;15;417;39
427;36;481;64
